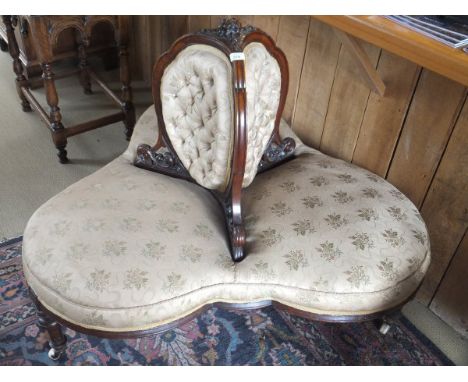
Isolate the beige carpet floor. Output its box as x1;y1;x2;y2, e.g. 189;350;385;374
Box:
0;52;152;240
0;49;466;365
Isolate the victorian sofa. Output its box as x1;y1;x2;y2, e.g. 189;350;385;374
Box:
22;19;431;360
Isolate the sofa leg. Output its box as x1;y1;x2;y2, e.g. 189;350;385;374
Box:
374;316;392;335
379;320;391;335
37;309;67;360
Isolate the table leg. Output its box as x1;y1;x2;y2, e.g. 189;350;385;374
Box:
76;32;92;94
42;62;68;163
2;16;31;112
118;16;135;140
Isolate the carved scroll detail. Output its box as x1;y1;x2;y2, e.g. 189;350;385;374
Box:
197;18;256;51
134;144;191;180
258;137;296;173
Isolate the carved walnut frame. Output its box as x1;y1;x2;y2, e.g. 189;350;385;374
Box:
134;19;296;262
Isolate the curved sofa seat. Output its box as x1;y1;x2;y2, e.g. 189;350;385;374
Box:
22;106;430;332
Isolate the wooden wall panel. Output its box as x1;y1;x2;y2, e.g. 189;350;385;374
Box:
430;230;468;337
319;41;381;161
252;16;280;40
417;99;468;304
187;16;211;33
275;16;310;123
386;71;466;207
352;52;421;177
129;16;468;335
292;19;341;148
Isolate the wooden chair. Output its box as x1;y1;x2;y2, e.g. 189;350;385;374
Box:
23;19;431;360
2;15;135;163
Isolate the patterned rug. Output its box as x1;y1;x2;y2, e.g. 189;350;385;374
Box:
0;237;452;365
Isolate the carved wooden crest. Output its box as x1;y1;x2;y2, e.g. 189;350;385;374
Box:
135;18;296;262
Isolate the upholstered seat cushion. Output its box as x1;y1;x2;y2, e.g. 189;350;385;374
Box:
22;106;430;332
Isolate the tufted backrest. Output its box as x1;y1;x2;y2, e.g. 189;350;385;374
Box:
135;18;295;262
160;44;234;190
243;42;281;187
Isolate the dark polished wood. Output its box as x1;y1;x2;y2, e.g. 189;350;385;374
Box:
135;18;296;262
0;16;119;82
31;291;68;360
2;15;135;162
2;16;31;112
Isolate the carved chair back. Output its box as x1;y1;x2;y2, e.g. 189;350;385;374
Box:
135;18;296;261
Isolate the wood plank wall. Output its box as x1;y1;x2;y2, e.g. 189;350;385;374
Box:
129;15;468;337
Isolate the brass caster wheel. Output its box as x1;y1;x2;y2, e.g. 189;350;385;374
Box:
48;347;63;361
379;322;391;335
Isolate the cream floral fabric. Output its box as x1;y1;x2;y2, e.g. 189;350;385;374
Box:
23;106;430;332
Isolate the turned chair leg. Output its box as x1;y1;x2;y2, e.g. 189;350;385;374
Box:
2;16;32;112
36;308;67;361
41;62;68;163
118;16;135;140
76;32;92;95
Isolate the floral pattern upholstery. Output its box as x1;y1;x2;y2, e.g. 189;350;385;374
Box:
22;106;430;332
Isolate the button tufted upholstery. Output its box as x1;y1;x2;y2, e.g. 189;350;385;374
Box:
161;45;234;191
243;42;281;187
23;106;430;331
